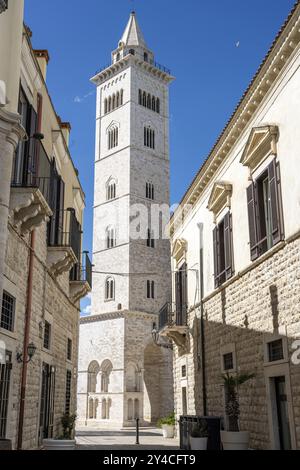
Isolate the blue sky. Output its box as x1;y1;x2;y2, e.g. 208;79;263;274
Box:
24;0;296;314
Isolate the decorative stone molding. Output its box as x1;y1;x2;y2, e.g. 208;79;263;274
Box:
47;246;77;277
69;280;91;303
172;238;187;264
240;125;279;177
9;187;52;235
207;182;233;223
160;326;189;355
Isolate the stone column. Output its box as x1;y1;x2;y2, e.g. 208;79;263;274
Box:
0;108;24;309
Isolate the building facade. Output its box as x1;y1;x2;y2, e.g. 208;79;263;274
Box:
159;2;300;450
0;2;91;449
78;13;174;428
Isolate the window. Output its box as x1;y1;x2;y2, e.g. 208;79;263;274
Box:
67;339;72;361
142;92;147;107
112;94;116;110
247;159;284;261
144;52;149;62
116;52;120;61
147;94;151;109
175;264;188;326
105;278;115;301
268;339;284;362
104;98;108;114
120;89;124;106
138;89;160;114
156;98;160;114
213;212;234;288
152;96;156;112
129;49;135;55
108;126;118;150
1;291;15;332
146;182;154;200
223;353;234;371
182;365;187;378
65;370;72;415
144;127;155;149
107;181;116;201
44;321;51;350
147;280;155;299
116;91;120;108
108;97;112;113
139;89;142;105
106;227;116;249
147;229;155;248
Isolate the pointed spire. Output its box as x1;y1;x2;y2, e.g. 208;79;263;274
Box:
120;11;147;48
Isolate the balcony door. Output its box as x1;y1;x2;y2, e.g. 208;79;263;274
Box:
274;377;292;450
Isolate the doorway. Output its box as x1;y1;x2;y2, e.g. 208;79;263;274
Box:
39;363;55;442
274;376;291;450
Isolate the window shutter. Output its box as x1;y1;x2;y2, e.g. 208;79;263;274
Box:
213;226;220;288
175;271;181;323
268;159;283;246
247;182;259;261
224;212;234;281
57;177;65;245
181;263;188;325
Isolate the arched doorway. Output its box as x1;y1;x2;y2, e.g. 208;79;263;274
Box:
143;343;164;424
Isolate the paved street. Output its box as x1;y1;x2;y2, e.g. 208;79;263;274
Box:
76;427;180;450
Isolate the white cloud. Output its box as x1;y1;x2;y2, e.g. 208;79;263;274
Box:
82;304;92;316
73;90;94;104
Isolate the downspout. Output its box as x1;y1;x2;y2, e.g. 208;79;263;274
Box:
17;230;35;449
197;223;207;416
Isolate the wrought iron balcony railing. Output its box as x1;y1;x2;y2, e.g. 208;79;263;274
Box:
48;209;82;261
95;51;171;76
159;302;188;331
11;174;52;209
70;252;92;289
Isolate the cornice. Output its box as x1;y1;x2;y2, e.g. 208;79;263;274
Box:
80;309;158;325
170;2;300;236
91;55;174;86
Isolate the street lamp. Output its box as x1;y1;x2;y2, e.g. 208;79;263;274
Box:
16;342;37;364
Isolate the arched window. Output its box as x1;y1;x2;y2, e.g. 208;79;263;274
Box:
144;127;155;149
147;229;155;248
107;180;117;201
128;399;134;421
138;89;142;105
147;280;155;299
144;52;149;62
120;89;124;106
112;94;116;110
116;91;120;108
105;277;115;300
108;96;112;112
147;94;151;109
156;98;160;114
100;359;113;393
129;49;135;55
142;92;147;107
87;361;100;393
116;52;120;61
152;96;156;111
89;398;94;419
106;227;116;249
108;126;119;150
146;182;154;200
104;98;108;114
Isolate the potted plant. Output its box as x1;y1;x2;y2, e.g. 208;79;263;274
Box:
189;420;209;450
157;413;176;439
221;372;255;450
43;413;77;450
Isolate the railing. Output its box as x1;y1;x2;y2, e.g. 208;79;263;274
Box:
70;252;92;288
95;51;171;76
11;174;52;209
48;209;82;260
158;302;188;331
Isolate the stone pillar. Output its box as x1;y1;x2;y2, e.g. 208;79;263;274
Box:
0;108;24;309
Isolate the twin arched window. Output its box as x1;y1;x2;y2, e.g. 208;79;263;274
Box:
147;280;155;299
108;126;119;150
105;277;115;301
144;127;155;149
107;180;116;201
106;227;116;249
147;229;155;249
139;89;160;113
104;90;124;114
146;182;154;200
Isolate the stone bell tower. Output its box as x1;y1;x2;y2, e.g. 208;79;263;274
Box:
78;12;175;428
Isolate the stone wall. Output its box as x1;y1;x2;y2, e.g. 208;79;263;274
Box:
1;221;80;449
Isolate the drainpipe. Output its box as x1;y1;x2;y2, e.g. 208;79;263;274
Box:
197;223;207;416
17;230;35;450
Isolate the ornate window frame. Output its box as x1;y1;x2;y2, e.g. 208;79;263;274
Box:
207;182;233;223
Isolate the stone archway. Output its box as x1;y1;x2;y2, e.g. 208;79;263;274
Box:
143;343;164;425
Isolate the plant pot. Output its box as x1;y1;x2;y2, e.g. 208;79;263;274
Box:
220;431;249;450
161;424;175;439
43;439;76;450
190;436;208;450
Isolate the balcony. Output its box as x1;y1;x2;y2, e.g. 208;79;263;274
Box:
69;252;92;303
158;302;189;354
10;174;53;235
47;209;80;276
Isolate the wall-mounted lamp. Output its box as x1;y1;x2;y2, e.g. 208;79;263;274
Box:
16;342;37;364
152;324;173;350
